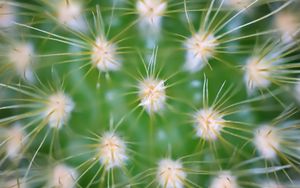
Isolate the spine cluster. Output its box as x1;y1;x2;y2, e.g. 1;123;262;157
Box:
0;0;300;188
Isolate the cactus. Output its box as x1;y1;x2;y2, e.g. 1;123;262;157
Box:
1;0;300;187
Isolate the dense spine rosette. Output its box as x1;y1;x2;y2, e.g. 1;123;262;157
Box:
136;0;167;45
184;32;218;72
49;164;78;188
98;132;127;169
138;77;166;113
8;42;35;81
157;159;186;188
210;171;238;188
56;0;86;31
91;36;121;72
44;92;74;129
254;125;281;159
5;126;26;159
194;108;224;140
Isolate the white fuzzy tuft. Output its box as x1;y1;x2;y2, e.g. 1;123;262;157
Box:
5;126;26;159
210;171;238;188
99;132;127;170
57;0;86;31
0;1;15;28
157;159;186;188
8;42;35;81
50;164;78;188
138;77;166;113
275;12;300;43
254;125;281;160
184;32;218;72
44;92;74;129
136;0;167;32
91;36;121;72
194;108;224;140
244;56;272;93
